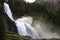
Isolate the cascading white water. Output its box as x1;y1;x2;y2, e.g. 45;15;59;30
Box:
4;2;39;39
25;22;39;39
15;17;39;39
4;3;14;21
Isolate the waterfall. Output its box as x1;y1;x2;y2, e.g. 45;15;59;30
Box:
4;2;39;39
15;18;28;36
15;17;39;39
25;22;39;39
4;3;14;21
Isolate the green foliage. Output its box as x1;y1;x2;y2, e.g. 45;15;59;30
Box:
8;0;60;26
5;33;23;40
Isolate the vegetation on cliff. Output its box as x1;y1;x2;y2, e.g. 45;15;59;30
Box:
8;0;60;26
0;0;60;40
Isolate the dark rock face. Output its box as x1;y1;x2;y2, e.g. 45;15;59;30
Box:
6;15;17;33
0;2;7;40
2;13;17;33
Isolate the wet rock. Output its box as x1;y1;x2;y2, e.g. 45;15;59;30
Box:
7;16;17;33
